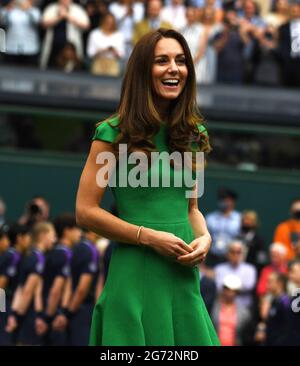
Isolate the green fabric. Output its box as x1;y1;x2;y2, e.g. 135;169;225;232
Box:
89;116;220;346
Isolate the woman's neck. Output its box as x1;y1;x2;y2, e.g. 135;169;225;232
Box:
153;97;171;122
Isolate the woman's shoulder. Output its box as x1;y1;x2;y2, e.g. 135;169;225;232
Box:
92;115;120;143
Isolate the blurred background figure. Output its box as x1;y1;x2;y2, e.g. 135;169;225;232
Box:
0;197;7;227
256;242;288;298
206;187;241;267
0;0;41;66
0;224;31;345
214;240;257;308
161;0;187;30
87;12;125;76
132;0;172;45
276;0;300;87
109;0;144;59
237;210;267;271
19;196;50;229
273;197;300;261
40;0;90;69
214;8;249;84
55;41;83;72
255;272;290;346
211;274;252;346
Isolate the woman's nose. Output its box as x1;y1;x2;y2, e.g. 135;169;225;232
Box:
168;59;179;73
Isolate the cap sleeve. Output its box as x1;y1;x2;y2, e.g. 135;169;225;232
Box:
197;123;208;137
92;117;120;143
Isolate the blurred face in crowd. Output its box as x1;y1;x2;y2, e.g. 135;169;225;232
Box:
41;226;56;251
275;0;289;13
270;245;287;266
266;272;281;295
85;230;100;244
172;0;183;6
289;262;300;286
227;242;244;266
201;6;216;24
218;196;235;213
18;232;32;253
0;234;10;253
147;0;162;19
290;4;300;20
186;7;197;25
290;200;300;220
222;287;238;303
152;38;188;104
244;0;256;18
65;226;82;245
241;212;257;232
33;197;50;221
59;0;71;7
101;14;117;33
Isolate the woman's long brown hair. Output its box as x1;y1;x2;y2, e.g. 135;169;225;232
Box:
98;28;212;171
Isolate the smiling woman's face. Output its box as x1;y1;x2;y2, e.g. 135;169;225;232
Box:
152;37;188;102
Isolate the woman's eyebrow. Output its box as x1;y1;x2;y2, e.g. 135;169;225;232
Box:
154;53;185;58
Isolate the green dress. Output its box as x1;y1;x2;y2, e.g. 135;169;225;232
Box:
89;116;220;346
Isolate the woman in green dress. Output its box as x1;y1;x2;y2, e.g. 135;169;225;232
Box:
76;28;220;346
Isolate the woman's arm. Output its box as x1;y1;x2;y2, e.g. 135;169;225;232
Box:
177;182;212;266
76;140;193;258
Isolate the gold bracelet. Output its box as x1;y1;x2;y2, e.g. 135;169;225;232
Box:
136;226;144;245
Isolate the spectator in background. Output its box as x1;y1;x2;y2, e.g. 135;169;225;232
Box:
109;0;144;59
0;224;31;346
199;264;217;313
19;196;50;229
0;0;41;66
182;6;207;83
52;228;100;346
87;12;125;76
161;0;187;30
273;197;300;260
83;0;108;49
264;0;289;29
196;5;223;83
0;197;6;227
256;272;291;346
256;242;288;298
237;210;267;271
6;222;56;345
132;0;172;45
215;8;249;83
211;274;252;346
85;0;108;30
55;41;83;72
40;0;90;69
214;240;257;308
206;188;241;267
254;0;287;85
276;0;300;87
196;0;224;22
238;0;266;83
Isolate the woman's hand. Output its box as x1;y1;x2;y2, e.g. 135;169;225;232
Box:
140;228;194;259
176;233;212;267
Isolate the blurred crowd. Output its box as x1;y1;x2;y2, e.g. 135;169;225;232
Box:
0;0;300;86
0;189;300;346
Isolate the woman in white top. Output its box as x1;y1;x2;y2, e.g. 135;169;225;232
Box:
87;12;125;76
0;0;41;66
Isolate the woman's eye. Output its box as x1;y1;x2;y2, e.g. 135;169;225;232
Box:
155;59;167;64
177;58;186;64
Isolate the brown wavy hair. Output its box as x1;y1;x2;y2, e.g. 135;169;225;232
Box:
98;28;212;171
